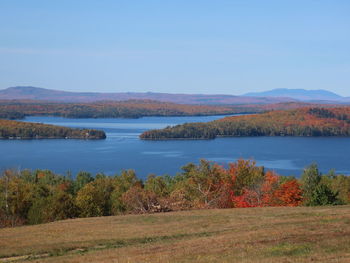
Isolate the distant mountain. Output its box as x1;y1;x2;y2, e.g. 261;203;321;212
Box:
0;86;297;105
244;88;347;102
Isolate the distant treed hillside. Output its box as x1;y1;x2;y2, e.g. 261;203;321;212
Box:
140;107;350;139
0;100;257;119
0;119;106;139
0;100;334;120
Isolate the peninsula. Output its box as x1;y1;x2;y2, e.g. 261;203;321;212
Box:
0;119;106;139
140;107;350;140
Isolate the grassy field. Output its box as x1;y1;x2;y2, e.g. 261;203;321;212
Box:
1;206;350;262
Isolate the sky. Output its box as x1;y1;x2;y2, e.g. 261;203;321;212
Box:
0;1;349;96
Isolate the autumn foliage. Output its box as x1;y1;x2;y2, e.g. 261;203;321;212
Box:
140;107;350;139
275;180;303;207
0;100;252;119
228;161;302;208
0;160;347;228
0;119;106;139
0;99;336;120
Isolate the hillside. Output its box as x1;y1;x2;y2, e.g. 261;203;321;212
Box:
140;107;350;139
244;88;347;102
0;100;262;120
0;206;349;262
0;86;296;104
0;100;334;120
0;119;106;139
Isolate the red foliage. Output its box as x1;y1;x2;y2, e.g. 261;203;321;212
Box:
232;193;252;208
274;179;303;206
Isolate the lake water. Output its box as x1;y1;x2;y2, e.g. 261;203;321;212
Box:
1;116;350;179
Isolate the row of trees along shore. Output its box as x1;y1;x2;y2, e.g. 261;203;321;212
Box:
0;100;256;119
1;159;349;228
0;100;331;120
0;119;106;139
140;107;350;139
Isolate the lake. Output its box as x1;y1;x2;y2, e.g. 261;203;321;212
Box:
2;115;350;178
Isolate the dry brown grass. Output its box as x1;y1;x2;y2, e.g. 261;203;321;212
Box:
1;206;350;262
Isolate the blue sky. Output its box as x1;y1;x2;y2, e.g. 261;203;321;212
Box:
0;1;349;95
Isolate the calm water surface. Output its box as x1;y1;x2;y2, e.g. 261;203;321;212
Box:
2;116;350;178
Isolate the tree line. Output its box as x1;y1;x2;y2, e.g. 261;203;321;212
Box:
0;119;106;139
0;100;260;119
0;100;334;120
140;107;350;139
1;159;349;228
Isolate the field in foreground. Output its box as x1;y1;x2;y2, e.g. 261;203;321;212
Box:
1;206;350;263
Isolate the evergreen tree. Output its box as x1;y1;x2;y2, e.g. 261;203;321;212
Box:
308;184;341;206
301;164;321;205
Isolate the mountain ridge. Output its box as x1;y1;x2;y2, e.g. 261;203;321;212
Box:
0;86;296;105
1;86;349;104
244;88;346;101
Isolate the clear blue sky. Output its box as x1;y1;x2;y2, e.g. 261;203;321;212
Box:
1;1;349;95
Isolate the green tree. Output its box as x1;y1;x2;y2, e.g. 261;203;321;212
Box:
308;184;341;206
27;184;51;224
74;171;94;193
76;177;114;217
301;164;322;205
144;174;169;197
322;173;350;204
76;183;102;217
45;190;78;222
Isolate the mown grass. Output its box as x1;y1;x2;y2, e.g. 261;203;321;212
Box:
1;205;350;262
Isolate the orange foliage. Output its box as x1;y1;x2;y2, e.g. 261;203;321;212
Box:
261;171;280;206
232;171;280;208
37;172;46;179
275;179;303;207
57;182;70;192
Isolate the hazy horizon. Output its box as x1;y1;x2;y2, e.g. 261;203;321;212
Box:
1;85;348;98
1;1;349;96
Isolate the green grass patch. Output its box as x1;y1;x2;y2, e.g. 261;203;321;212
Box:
267;242;311;257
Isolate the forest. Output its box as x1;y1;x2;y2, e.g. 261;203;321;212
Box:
0;100;259;119
1;159;349;227
140;107;350;139
0;119;106;139
0;100;329;120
